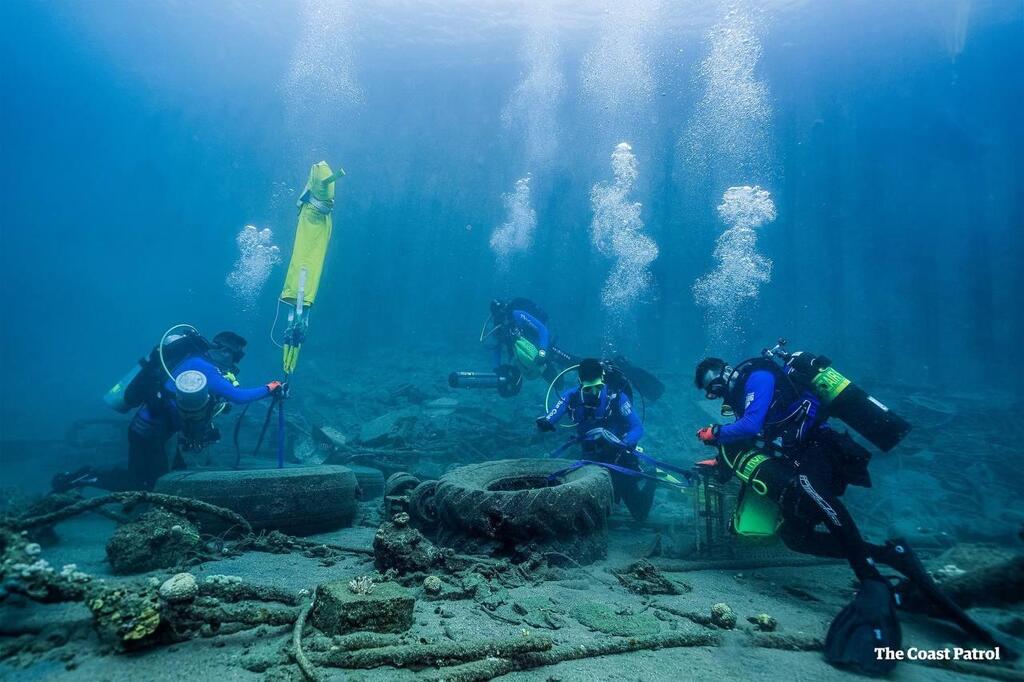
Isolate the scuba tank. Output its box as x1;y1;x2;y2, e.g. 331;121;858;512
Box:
104;364;143;413
175;370;218;451
763;339;911;452
104;327;209;413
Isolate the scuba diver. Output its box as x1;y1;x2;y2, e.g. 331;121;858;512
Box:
693;341;1009;674
54;330;283;493
487;297;565;386
537;358;656;521
453;297;665;402
449;297;571;397
487;298;553;373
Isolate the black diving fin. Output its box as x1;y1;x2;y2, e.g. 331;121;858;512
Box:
880;538;1018;659
611;355;665;402
824;577;902;677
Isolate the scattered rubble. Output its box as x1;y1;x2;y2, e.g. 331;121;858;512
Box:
611;559;690;595
310;580;415;635
106;509;201;575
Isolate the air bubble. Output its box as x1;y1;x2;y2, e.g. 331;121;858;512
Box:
590;143;659;317
693;186;776;346
490;176;537;270
226;225;283;311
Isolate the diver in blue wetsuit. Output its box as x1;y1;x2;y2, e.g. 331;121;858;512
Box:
536;358;656;521
55;332;283;492
694;355;881;579
489;298;563;385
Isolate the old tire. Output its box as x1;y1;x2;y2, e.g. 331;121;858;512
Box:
154;465;357;536
409;480;440;527
385;471;421;498
432;459;613;562
349;465;385;500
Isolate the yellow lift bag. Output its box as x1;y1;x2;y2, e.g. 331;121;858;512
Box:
280;160;344;375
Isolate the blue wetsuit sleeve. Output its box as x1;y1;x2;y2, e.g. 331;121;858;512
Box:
171;357;271;404
616;394;644;446
543;388;574;424
512;311;550;351
717;370;774;444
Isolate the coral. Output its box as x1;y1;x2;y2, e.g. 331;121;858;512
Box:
159;573;199;604
747;613;777;632
347;575;375;595
711;603;737;629
88;584;164;650
423;575;443;595
1;529;94;604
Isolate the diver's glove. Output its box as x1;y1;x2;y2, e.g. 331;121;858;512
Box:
266;381;289;397
696;425;720;446
536;417;556;433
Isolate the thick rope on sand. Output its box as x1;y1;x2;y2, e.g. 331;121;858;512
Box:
10;491;253;536
292;599;320;682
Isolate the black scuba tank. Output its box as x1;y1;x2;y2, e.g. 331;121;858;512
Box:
121;332;210;410
766;342;911;452
448;364;523;398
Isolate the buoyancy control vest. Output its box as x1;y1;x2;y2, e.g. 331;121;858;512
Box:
726;358;824;448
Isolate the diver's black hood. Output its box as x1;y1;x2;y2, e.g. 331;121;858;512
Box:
207;331;247;374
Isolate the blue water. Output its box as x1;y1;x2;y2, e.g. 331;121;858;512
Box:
1;0;1021;441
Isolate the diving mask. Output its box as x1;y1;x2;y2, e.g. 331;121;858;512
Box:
701;369;729;400
581;377;605;400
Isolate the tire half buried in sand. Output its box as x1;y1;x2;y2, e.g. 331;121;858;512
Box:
154;465;357;535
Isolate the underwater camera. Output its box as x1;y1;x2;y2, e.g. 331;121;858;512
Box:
448;364;523;398
763;339;911;451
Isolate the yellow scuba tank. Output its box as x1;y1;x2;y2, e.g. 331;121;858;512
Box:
764;340;911;452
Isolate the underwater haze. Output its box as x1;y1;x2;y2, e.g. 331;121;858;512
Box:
1;2;1024;678
1;0;1021;440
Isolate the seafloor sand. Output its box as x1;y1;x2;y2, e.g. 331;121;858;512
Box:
2;348;1022;680
2;497;1020;681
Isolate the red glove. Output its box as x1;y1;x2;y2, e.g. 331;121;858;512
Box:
266;381;285;395
696;425;719;445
